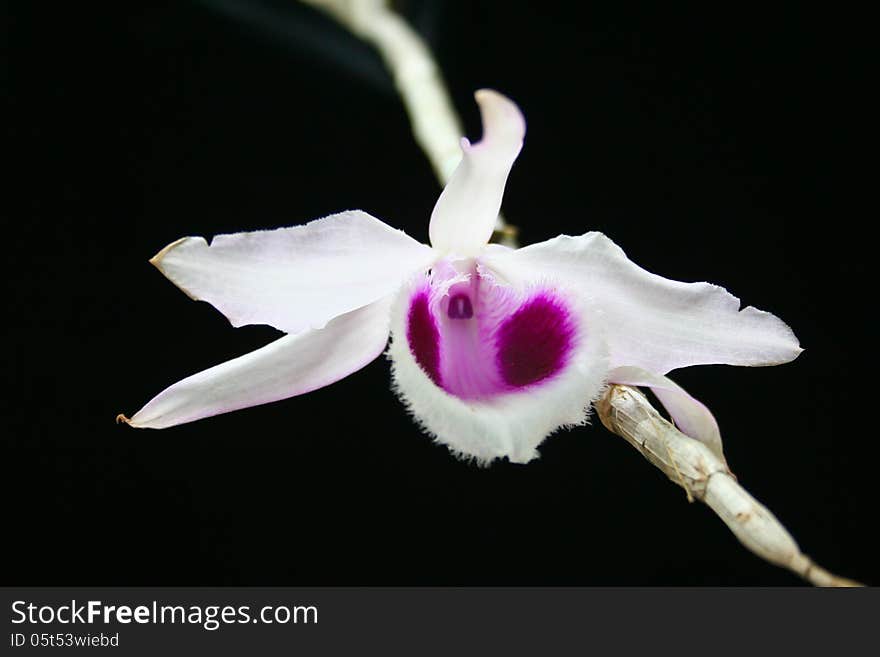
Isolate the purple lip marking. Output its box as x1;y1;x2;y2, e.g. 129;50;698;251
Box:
447;293;474;319
406;269;579;400
407;290;442;386
496;293;575;387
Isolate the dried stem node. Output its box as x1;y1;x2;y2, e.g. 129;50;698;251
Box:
596;384;862;587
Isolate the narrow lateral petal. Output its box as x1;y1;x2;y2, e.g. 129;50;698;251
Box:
150;211;435;334
483;233;802;374
608;365;725;462
428;89;525;256
128;297;393;429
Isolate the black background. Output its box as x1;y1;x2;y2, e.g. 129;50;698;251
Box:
5;1;875;585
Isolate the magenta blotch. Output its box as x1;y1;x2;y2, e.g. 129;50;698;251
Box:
405;265;579;401
406;289;442;386
496;294;575;387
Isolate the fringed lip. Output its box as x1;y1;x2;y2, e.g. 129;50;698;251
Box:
389;257;609;464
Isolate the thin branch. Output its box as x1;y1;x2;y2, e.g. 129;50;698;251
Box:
596;384;862;587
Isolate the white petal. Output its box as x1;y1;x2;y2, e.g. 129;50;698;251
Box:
128;297;393;429
428;89;525;257
387;276;609;465
483;233;802;374
151;210;435;334
608;365;725;462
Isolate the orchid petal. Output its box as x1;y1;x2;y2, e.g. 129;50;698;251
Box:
428;89;525;256
388;269;608;464
608;365;725;462
483;233;802;374
150;211;435;334
128;297;392;429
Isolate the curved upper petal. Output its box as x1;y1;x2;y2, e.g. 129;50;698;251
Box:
483;233;802;374
127;297;393;429
428;89;525;257
608;365;725;463
150;210;436;334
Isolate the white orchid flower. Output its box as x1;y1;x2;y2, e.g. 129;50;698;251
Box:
124;89;801;465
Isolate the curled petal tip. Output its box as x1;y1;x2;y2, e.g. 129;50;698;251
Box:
149;236;190;268
474;88;526;144
429;90;526;254
115;413;131;425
